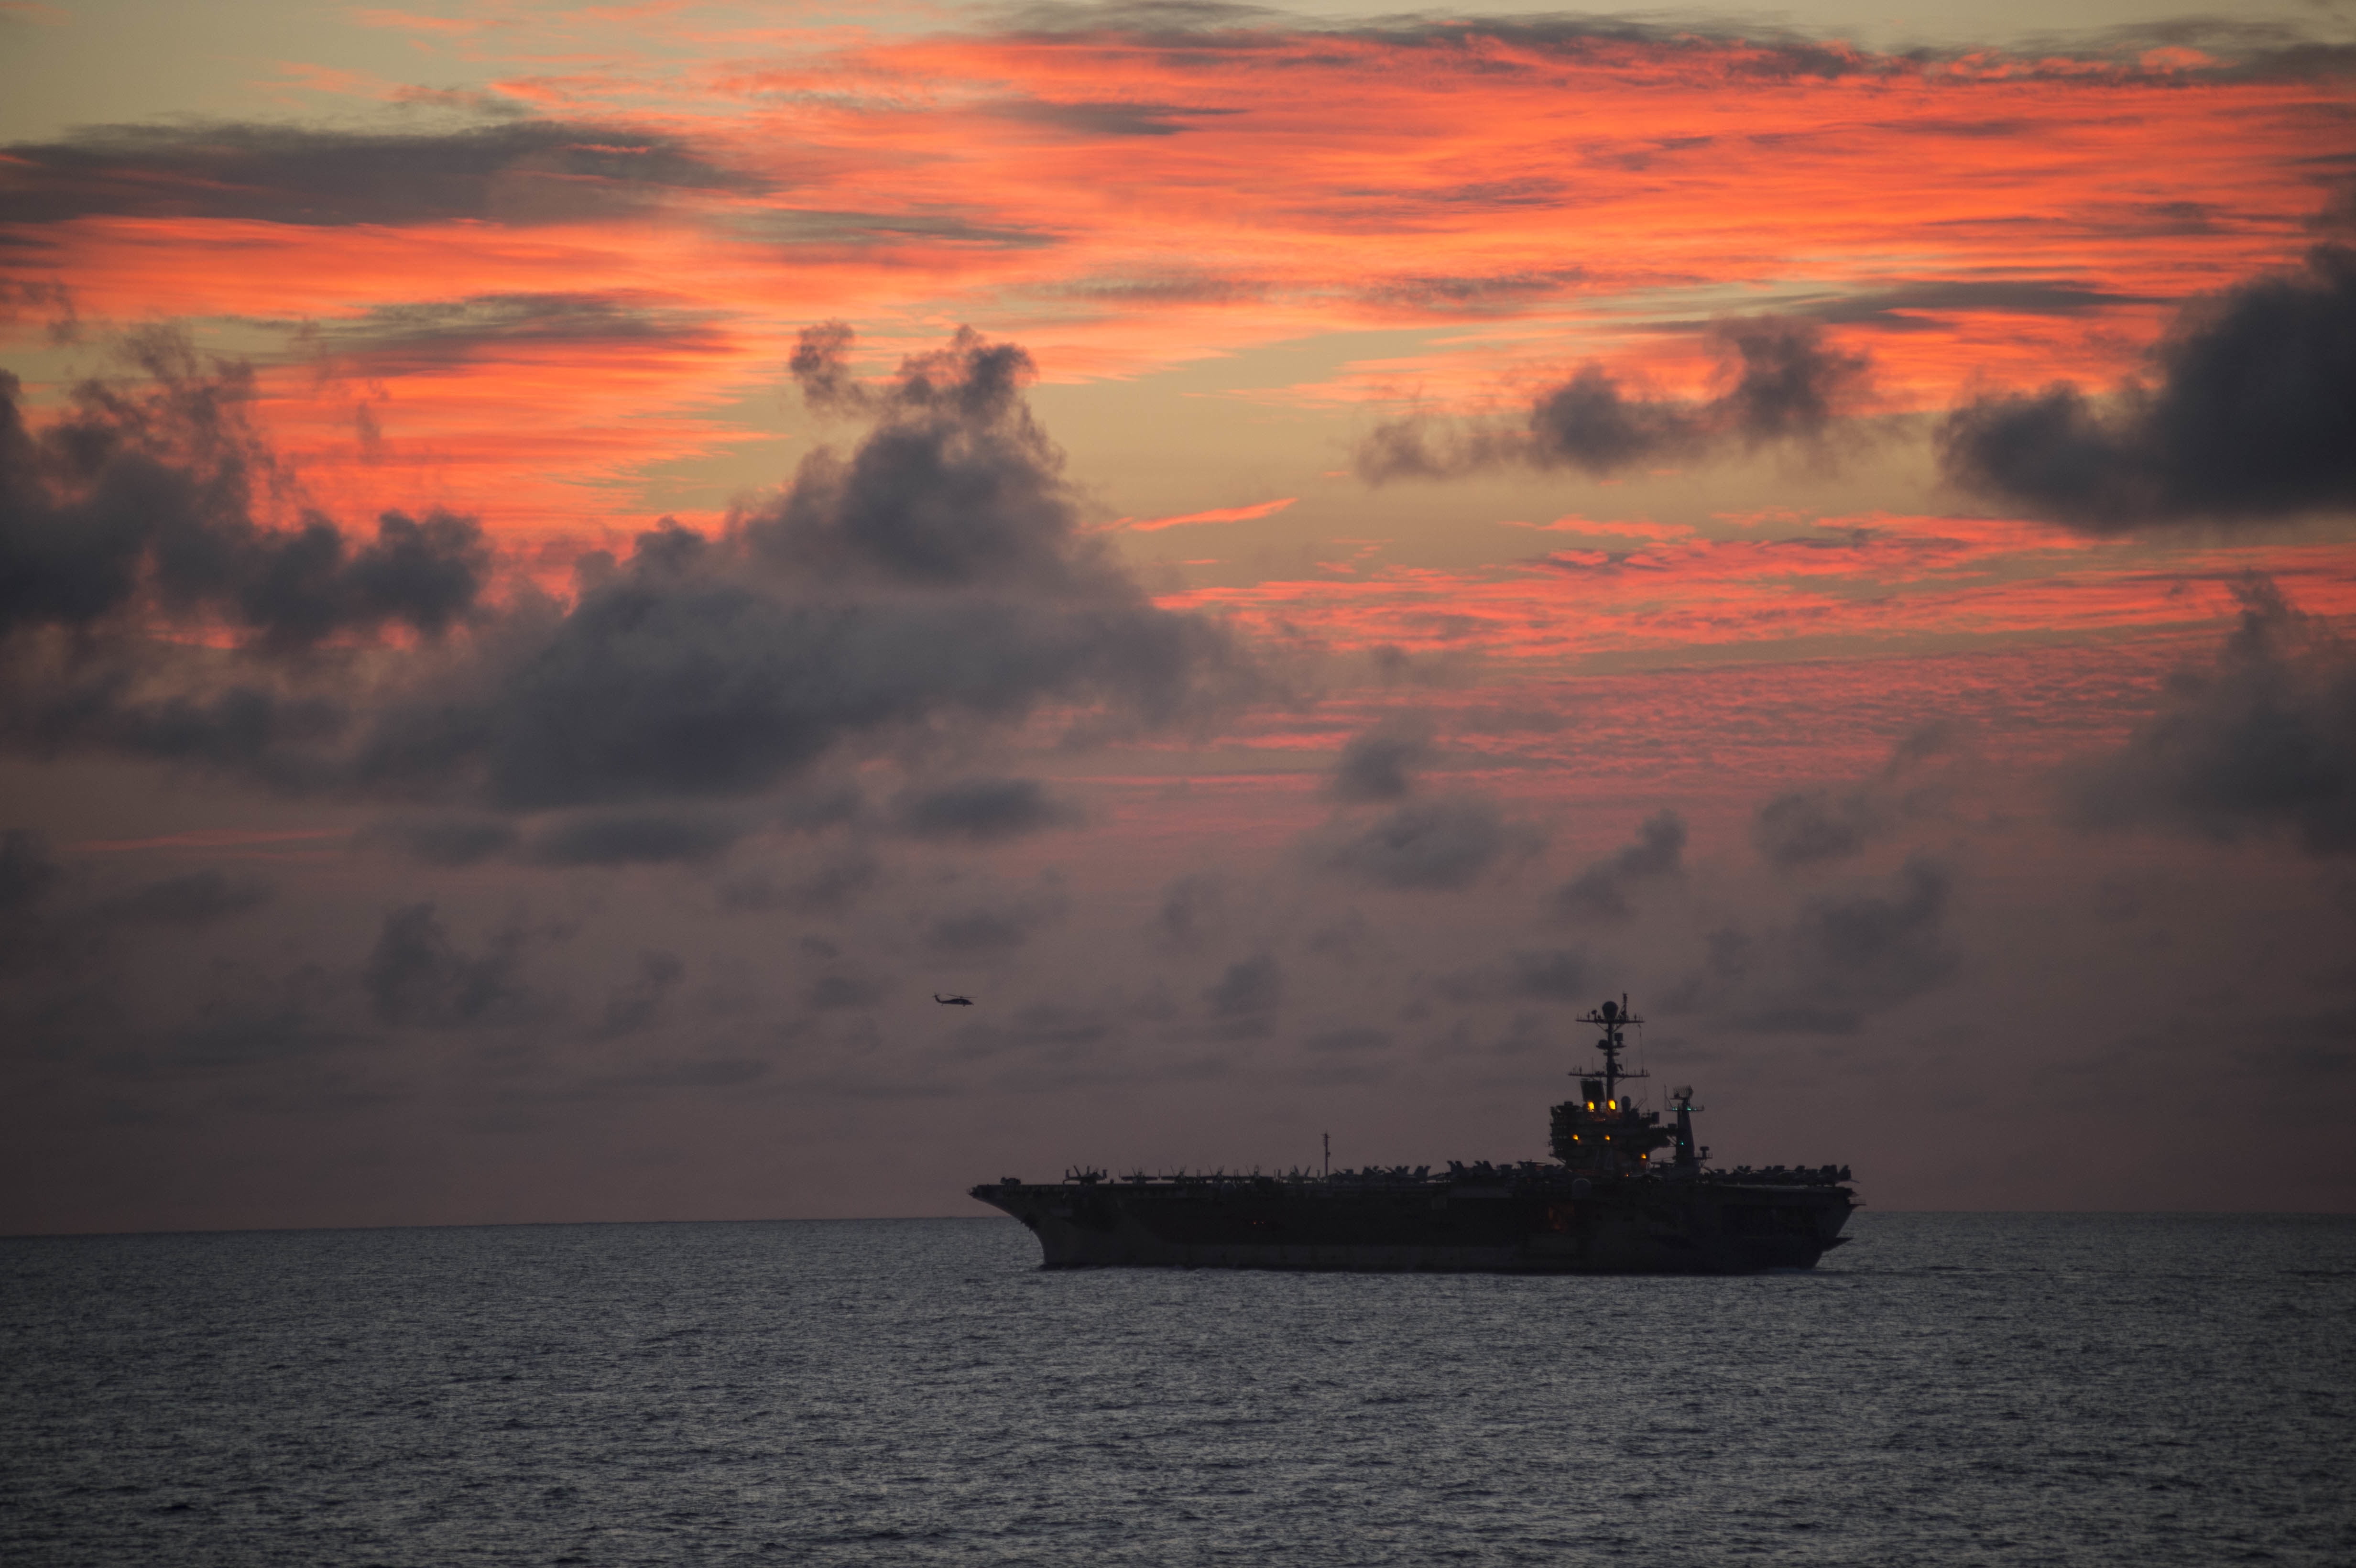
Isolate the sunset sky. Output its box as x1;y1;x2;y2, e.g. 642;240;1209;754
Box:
2;0;2352;1233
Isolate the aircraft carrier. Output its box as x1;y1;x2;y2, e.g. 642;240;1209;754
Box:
971;997;1854;1273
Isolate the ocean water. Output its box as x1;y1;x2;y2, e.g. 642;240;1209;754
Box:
2;1213;2351;1566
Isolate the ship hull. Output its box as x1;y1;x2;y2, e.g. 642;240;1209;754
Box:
972;1176;1853;1274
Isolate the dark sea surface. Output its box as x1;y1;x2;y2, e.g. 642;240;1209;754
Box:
3;1212;2352;1566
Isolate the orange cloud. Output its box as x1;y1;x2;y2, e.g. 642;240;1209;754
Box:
1;16;2345;571
1115;497;1297;532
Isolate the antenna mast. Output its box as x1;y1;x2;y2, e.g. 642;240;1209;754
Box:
1575;994;1647;1106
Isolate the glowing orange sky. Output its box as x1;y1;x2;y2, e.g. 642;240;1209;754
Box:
2;11;2350;661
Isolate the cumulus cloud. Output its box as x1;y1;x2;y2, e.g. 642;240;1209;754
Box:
1672;855;1958;1034
1556;809;1685;920
1749;720;1964;871
1938;245;2356;529
1327;716;1433;802
1312;794;1542;891
1751;788;1880;869
893;777;1080;841
0;327;1246;825
1508;947;1597;1002
788;320;866;414
1206;952;1283;1015
0;334;490;649
1153;871;1225;949
1358;316;1870;482
764;325;1114;592
2072;574;2356;853
363;903;528;1029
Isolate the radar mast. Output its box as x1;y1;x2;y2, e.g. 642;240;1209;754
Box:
1576;994;1647;1107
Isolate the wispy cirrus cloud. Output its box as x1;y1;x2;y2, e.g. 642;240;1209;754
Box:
1114;497;1295;532
0;15;2335;572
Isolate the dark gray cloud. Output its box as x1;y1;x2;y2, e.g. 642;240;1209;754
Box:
925;880;1068;953
0;118;761;228
309;293;728;377
1355;266;1588;313
894;777;1080;841
94;870;272;927
1556;809;1686;920
363;903;527;1029
2072;575;2356;854
1751;788;1879;869
0;828;60;913
0;645;351;793
1312;794;1541;891
1749;721;1962;871
992;98;1241;138
2316;179;2356;240
522;810;741;867
1508;947;1596;1002
1793;278;2164;332
163;963;357;1071
450;574;1227;810
765;326;1114;591
1015;8;2354;86
2036;19;2356;83
597;951;684;1038
1327;717;1433;802
0;828;63;972
0;334;489;649
1523;364;1709;474
1430;945;1597;1007
719;850;879;915
745;208;1058;254
384;328;1244;811
2;327;1245;821
1153;871;1225;949
1709;317;1871;444
1673;855;1957;1034
1206;953;1283;1016
788;321;864;414
366;817;521;867
0;278;80;346
1938;245;2356;530
239;510;488;653
1;838;268;977
1359;315;1869;482
1779;857;1956;1024
1046;272;1264;306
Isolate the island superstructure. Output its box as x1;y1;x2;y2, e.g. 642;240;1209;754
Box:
971;997;1854;1273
